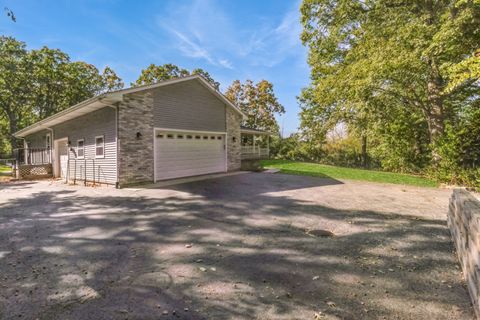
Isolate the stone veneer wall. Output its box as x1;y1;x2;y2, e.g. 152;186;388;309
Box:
448;189;480;319
117;92;154;186
226;107;241;171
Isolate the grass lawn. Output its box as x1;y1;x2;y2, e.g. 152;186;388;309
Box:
0;164;12;182
0;164;11;174
261;159;437;188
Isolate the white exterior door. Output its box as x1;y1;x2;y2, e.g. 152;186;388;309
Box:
54;138;68;178
59;148;68;178
155;131;226;181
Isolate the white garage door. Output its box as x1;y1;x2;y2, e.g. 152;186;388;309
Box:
155;131;226;181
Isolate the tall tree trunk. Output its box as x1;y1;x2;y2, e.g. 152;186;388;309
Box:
424;2;445;165
361;135;368;168
6;111;19;152
426;60;445;164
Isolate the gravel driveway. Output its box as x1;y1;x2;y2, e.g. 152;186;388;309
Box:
0;172;473;319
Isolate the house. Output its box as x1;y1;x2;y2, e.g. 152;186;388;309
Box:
13;75;270;187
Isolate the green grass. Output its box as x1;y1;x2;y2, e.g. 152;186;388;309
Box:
0;164;11;173
0;164;12;181
261;159;437;188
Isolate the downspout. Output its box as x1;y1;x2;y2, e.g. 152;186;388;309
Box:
46;127;54;169
22;137;28;165
115;104;120;189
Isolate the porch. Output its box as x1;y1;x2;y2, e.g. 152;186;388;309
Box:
12;148;53;179
240;126;270;160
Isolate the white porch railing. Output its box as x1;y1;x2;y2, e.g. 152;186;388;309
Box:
241;146;269;159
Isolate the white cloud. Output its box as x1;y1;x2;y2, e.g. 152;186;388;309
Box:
168;28;216;65
154;0;306;71
219;59;233;69
158;20;235;69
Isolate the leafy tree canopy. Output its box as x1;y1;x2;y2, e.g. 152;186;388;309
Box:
299;0;480;171
134;63;220;90
0;36;123;151
225;79;285;133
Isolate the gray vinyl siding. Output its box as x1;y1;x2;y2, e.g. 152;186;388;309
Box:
152;80;226;132
24;107;117;185
24;129;52;164
54;107;117;185
25;129;49;148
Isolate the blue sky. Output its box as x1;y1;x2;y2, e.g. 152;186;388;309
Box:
0;0;310;135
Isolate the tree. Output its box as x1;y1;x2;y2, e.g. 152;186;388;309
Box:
299;0;480;168
102;66;124;92
225;79;285;133
28;47;123;119
0;37;32;149
134;63;190;86
134;64;220;90
0;37;124;152
191;68;220;90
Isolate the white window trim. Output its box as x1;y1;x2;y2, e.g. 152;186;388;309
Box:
95;135;105;159
77;138;85;159
45;133;51;149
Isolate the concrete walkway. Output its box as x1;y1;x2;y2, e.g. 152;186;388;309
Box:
0;173;473;319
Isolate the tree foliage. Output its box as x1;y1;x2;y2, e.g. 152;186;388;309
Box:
225;79;285;133
134;63;220;89
299;0;480;187
0;36;123;152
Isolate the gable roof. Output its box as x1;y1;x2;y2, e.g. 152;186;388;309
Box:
14;75;245;138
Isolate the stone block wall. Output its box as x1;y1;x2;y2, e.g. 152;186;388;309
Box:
448;189;480;319
226;107;241;171
117;92;154;186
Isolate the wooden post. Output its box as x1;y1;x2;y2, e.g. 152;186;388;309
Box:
267;135;270;159
15;160;19;179
73;159;77;185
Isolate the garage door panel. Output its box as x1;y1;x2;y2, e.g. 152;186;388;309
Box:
157;151;226;164
156;159;225;170
155;131;226;181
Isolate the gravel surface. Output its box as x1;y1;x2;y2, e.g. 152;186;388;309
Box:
0;173;473;319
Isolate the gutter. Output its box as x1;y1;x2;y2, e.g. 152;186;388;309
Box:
13;95;106;138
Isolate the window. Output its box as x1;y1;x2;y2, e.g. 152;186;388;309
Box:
95;135;104;158
167;134;174;139
217;136;222;140
157;134;164;138
45;134;51;149
210;136;215;140
177;134;184;139
195;135;201;139
203;136;208;140
186;135;193;139
77;139;85;159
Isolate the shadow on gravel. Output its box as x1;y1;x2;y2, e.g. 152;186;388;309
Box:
0;173;472;320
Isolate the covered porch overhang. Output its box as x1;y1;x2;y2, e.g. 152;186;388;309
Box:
240;126;270;160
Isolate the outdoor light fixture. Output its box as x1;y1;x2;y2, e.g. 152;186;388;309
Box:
136;132;142;139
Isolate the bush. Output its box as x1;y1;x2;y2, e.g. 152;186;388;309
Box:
432;111;480;190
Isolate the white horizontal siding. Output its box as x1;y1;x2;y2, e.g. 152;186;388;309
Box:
53;107;117;185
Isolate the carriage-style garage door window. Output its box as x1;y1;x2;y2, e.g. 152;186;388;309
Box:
95;135;104;158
